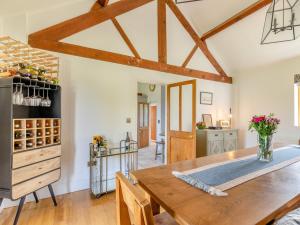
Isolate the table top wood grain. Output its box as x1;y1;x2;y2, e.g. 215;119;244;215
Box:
131;146;300;225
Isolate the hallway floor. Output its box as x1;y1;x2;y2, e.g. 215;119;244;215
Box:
138;143;164;169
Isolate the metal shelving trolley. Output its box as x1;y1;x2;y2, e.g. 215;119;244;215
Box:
89;140;138;198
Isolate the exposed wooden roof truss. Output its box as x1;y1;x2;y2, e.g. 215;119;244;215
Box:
29;0;274;84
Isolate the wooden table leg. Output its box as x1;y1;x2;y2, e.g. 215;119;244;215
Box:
150;196;160;215
13;196;26;225
48;184;57;206
33;192;39;203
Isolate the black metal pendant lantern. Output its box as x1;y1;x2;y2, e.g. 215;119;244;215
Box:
175;0;202;4
261;0;300;44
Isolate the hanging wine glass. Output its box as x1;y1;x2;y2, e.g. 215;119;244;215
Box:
24;85;31;106
30;85;38;106
36;87;42;106
12;84;18;105
46;87;51;107
41;88;47;107
16;83;24;105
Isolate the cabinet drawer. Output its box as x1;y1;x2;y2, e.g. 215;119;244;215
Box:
12;157;61;185
207;132;223;141
224;131;237;139
13;145;61;169
12;169;60;200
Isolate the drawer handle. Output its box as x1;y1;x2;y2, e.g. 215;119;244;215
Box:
38;167;43;170
38;181;42;184
215;134;218;137
229;133;233;135
40;154;44;157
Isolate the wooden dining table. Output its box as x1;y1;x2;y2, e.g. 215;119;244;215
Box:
130;146;300;225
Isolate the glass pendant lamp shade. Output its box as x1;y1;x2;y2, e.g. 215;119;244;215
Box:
261;0;300;44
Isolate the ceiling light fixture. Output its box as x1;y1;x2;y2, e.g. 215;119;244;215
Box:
175;0;202;4
261;0;300;44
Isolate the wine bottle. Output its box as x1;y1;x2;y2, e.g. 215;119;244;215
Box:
14;143;22;149
26;142;33;147
26;131;33;138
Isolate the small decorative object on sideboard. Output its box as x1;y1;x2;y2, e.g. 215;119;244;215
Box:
249;114;280;162
202;114;213;127
219;120;230;129
196;122;206;130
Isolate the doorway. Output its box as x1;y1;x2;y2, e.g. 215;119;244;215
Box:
137;82;166;169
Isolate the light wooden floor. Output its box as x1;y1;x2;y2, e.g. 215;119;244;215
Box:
0;190;116;225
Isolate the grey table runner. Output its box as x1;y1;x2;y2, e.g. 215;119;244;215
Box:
173;146;300;196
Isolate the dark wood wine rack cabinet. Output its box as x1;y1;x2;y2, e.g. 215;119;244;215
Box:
0;77;62;205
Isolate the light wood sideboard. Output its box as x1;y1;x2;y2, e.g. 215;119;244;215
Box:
196;129;238;157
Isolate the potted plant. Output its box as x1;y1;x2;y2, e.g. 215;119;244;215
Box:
249;114;280;162
196;122;206;130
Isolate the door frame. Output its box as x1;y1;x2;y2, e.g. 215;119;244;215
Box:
167;80;196;163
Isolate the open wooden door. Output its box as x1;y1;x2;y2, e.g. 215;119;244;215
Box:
150;106;157;141
138;103;149;149
167;80;196;163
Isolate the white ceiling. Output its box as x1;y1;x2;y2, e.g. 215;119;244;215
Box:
1;0;300;74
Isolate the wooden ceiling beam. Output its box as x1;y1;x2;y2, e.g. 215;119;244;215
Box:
28;38;232;83
111;18;141;58
29;0;153;41
158;0;167;64
98;0;109;7
201;0;272;40
90;1;141;58
181;45;197;68
166;0;227;76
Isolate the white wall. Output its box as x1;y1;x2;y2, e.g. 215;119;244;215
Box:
197;80;232;126
0;0;232;209
233;56;300;148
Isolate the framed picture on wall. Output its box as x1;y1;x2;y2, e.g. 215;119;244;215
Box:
200;92;213;105
202;114;213;127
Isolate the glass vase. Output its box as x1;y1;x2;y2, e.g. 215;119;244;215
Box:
257;135;273;162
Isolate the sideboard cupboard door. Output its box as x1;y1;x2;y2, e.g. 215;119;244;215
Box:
224;131;238;152
207;131;223;155
208;140;224;155
13;145;61;169
224;139;237;152
12;169;61;200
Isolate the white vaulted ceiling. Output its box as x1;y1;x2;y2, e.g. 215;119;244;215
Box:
1;0;300;74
